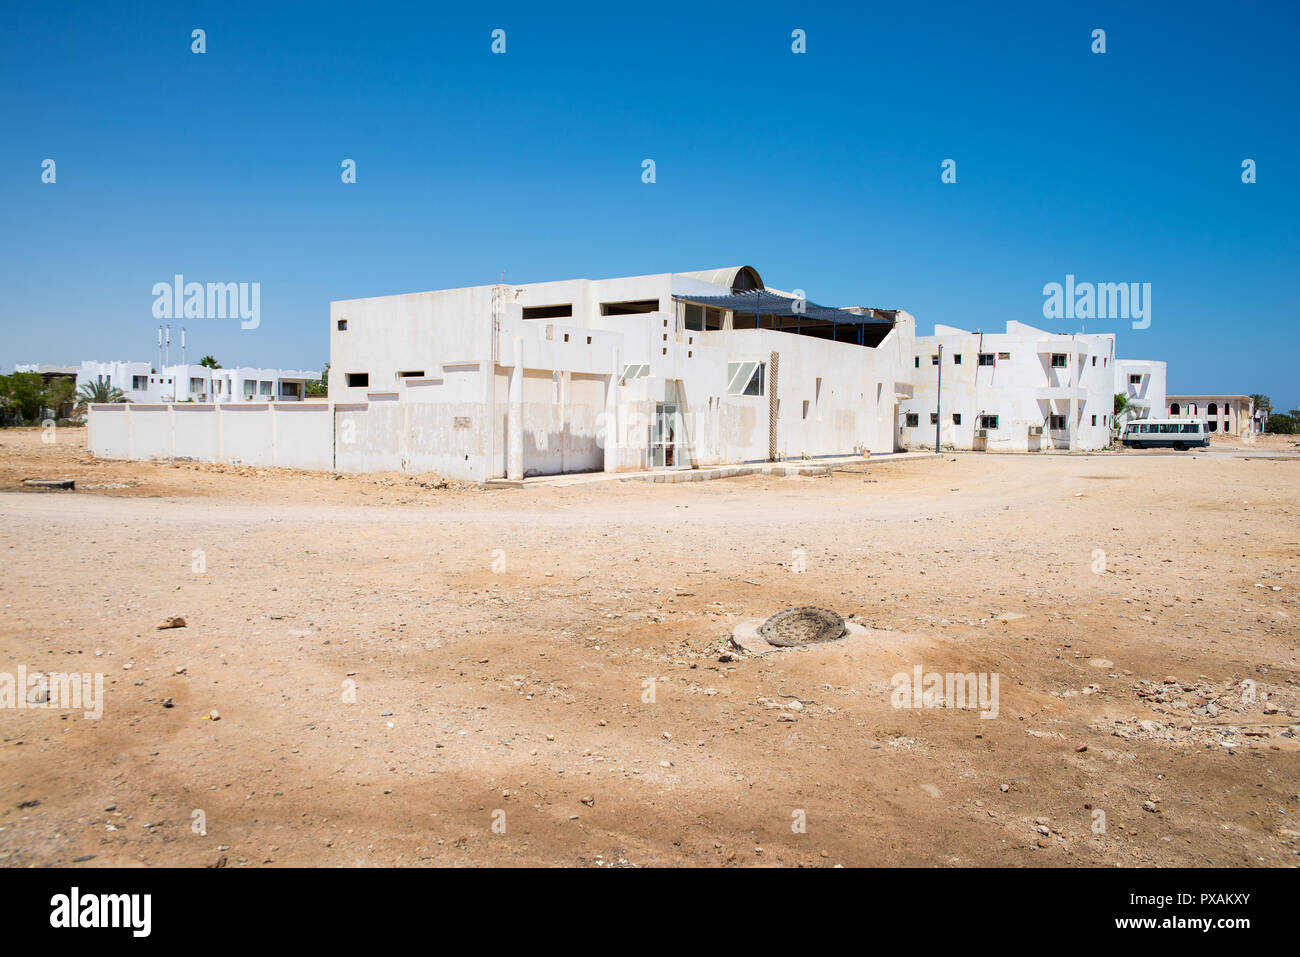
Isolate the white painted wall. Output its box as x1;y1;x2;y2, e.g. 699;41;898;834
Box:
1114;359;1167;425
87;403;332;470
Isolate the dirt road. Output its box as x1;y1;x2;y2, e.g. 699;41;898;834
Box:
1;428;1297;866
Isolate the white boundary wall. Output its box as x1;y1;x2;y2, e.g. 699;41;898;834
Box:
88;403;333;470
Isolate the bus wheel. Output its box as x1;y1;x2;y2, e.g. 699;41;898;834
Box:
1173;442;1185;451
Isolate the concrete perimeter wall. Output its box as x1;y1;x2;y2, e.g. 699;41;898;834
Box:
88;403;333;471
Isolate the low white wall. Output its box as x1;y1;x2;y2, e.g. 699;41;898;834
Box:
333;397;494;481
87;403;333;471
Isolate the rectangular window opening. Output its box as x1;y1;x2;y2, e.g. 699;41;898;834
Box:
600;299;660;316
523;304;573;320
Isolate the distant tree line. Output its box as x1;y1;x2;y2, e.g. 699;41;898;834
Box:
0;372;128;426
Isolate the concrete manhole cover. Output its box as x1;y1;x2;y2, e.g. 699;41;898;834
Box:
759;607;847;647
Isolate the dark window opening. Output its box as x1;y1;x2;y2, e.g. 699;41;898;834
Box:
346;373;369;387
978;353;995;366
905;413;919;427
337;319;348;331
1051;354;1067;368
600;299;659;316
952;413;962;424
523;304;573;320
398;370;425;378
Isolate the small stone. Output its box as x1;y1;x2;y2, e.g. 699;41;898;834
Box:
157;616;187;630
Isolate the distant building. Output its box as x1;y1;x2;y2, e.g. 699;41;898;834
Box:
74;361;317;404
900;321;1119;451
1167;395;1255;437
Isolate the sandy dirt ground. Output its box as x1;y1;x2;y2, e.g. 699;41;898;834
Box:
1;427;1298;867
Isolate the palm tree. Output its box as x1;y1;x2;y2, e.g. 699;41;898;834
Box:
199;355;221;369
76;380;128;408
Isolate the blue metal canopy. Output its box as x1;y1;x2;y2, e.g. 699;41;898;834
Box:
672;291;894;326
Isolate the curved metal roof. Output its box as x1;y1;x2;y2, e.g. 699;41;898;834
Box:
676;266;763;292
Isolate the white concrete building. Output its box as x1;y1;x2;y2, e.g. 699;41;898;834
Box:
77;361;159;402
1167;395;1255;437
1114;359;1167;427
75;361;317;404
900;321;1117;451
327;265;916;480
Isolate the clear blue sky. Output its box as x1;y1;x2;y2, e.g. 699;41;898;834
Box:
2;1;1297;409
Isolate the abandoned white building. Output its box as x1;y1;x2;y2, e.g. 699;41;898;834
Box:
325;266;915;480
899;321;1121;451
1167;395;1255;437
